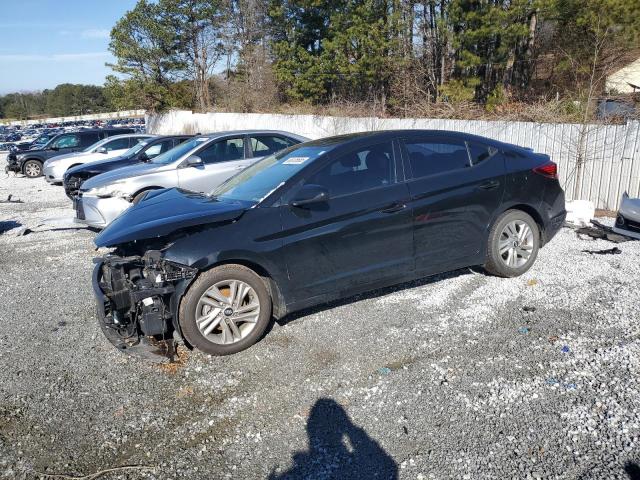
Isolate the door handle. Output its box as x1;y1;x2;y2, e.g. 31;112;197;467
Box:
380;202;406;214
478;180;500;190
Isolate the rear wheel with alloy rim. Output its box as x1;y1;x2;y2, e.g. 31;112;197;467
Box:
179;264;272;355
484;210;540;277
23;160;43;178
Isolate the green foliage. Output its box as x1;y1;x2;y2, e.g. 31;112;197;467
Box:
486;85;507;112
108;0;187;111
269;0;400;105
0;85;111;119
439;78;480;103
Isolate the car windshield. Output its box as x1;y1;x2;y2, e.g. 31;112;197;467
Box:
150;137;208;164
210;145;330;204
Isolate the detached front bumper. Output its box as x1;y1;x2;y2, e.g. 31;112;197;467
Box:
74;194;132;229
92;255;197;361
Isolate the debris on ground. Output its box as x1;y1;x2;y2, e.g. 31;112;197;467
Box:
582;247;622;255
522;306;536;312
0;194;23;204
518;327;530;334
575;219;632;243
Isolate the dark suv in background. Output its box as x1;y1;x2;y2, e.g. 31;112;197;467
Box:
6;128;134;178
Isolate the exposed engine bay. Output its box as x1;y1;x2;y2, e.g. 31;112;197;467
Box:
93;250;197;361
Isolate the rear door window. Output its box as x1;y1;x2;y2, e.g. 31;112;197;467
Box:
403;138;469;178
250;135;297;157
198;137;245;164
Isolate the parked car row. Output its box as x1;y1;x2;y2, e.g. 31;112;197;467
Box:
5;127;567;359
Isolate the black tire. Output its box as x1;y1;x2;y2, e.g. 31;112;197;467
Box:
484;209;540;278
23;160;43;178
179;264;272;355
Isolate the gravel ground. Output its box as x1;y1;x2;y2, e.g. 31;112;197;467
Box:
0;172;639;480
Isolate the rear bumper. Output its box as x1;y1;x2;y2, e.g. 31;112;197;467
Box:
544;210;566;245
74;195;131;229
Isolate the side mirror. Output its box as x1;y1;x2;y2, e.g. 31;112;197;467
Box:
291;184;329;208
96;146;107;154
51;145;59;151
185;155;203;167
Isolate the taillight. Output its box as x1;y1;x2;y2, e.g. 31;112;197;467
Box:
533;162;558;179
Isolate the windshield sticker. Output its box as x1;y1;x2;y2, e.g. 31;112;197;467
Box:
283;156;309;165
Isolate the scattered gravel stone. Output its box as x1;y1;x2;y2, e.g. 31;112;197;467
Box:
0;174;639;479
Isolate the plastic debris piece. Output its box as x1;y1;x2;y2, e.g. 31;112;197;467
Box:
561;345;570;353
523;306;536;312
378;367;391;375
518;327;530;334
582;247;622;255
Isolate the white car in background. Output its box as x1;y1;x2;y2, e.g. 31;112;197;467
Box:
43;134;154;184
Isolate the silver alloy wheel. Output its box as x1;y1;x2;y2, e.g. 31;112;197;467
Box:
499;220;534;268
195;279;260;345
25;162;41;177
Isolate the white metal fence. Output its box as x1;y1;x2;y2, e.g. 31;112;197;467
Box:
147;110;640;210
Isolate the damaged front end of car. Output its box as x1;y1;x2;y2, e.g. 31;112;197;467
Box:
93;249;197;362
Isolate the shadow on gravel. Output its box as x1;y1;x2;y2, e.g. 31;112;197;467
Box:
275;268;474;329
0;220;21;235
270;398;397;480
626;462;640;480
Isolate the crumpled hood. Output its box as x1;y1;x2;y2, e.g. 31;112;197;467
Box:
81;161;172;190
66;154;128;176
94;188;249;247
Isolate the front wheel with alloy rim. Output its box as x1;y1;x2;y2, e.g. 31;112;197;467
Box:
484;210;540;278
179;264;272;355
23;160;43;178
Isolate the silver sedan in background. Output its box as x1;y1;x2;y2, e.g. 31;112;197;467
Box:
74;130;308;228
43;134;154;184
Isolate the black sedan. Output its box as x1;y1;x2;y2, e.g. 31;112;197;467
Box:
92;130;566;358
63;135;193;197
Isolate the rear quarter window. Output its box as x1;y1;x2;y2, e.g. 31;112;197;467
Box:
466;142;499;165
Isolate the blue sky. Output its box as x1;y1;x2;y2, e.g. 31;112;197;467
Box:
0;0;139;93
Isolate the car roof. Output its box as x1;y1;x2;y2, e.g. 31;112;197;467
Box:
102;133;154;140
195;130;308;140
300;129;529;153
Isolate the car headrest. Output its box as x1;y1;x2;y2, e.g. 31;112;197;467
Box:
365;150;389;170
